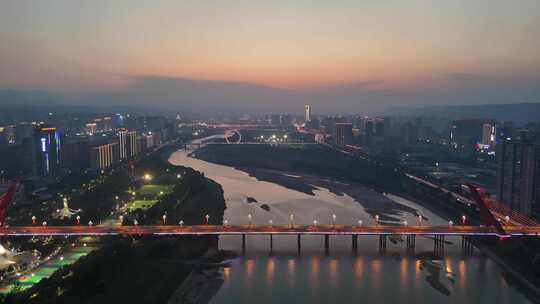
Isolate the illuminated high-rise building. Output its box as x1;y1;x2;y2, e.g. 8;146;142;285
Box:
118;129;128;159
126;131;138;158
497;140;540;216
334;123;353;146
32;125;61;176
90;141;119;170
305;105;311;122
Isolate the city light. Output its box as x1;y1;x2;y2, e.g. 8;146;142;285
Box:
143;173;152;181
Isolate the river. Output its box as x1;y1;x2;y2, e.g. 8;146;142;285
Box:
169;148;533;304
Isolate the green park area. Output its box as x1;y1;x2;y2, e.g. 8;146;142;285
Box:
138;184;173;197
127;200;159;211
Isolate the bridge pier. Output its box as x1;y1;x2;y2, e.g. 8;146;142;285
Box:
406;235;416;249
242;234;246;256
269;234;273;256
461;236;474;255
297;234;301;256
352;235;358;255
434;235;445;256
379;235;387;253
324;235;330;256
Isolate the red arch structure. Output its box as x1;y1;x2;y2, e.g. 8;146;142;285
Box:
0;184;17;225
466;184;507;237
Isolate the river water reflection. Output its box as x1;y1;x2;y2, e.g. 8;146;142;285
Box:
169;149;532;304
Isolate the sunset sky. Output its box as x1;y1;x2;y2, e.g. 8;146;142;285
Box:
1;0;539;112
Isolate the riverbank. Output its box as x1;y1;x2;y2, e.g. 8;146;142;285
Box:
2;149;228;303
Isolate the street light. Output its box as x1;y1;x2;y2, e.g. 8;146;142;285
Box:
143;173;152;181
505;215;510;223
133;219;138;226
403;220;408;226
119;215;124;225
247;214;252;227
332;214;337;228
205;214;210;225
42;221;47;227
375;215;380;225
269;219;273;227
76;215;81;225
357;220;363;226
179;220;184;227
418;215;423;226
313;220;318;227
88;221;93;226
162;214;167;224
462;215;467;225
449;220;454;226
31;216;36;225
223;219;229;226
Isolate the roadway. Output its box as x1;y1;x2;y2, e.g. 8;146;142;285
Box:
1;225;540;237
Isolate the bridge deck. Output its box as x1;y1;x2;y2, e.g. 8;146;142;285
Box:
1;225;539;236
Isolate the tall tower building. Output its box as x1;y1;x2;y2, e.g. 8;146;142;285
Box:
305;105;311;122
118;129;128;160
32;125;61;176
497;140;540;216
126;131;138;158
334;123;353;146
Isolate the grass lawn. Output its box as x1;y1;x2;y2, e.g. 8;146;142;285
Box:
127;200;159;211
138;184;173;196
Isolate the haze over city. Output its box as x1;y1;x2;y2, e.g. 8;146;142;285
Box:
1;0;540;113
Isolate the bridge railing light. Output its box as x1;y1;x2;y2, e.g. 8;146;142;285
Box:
42;221;47;227
449;220;454;226
357;220;363;227
179;220;184;227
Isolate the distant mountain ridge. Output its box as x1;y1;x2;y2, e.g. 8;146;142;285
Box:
395;103;540;125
